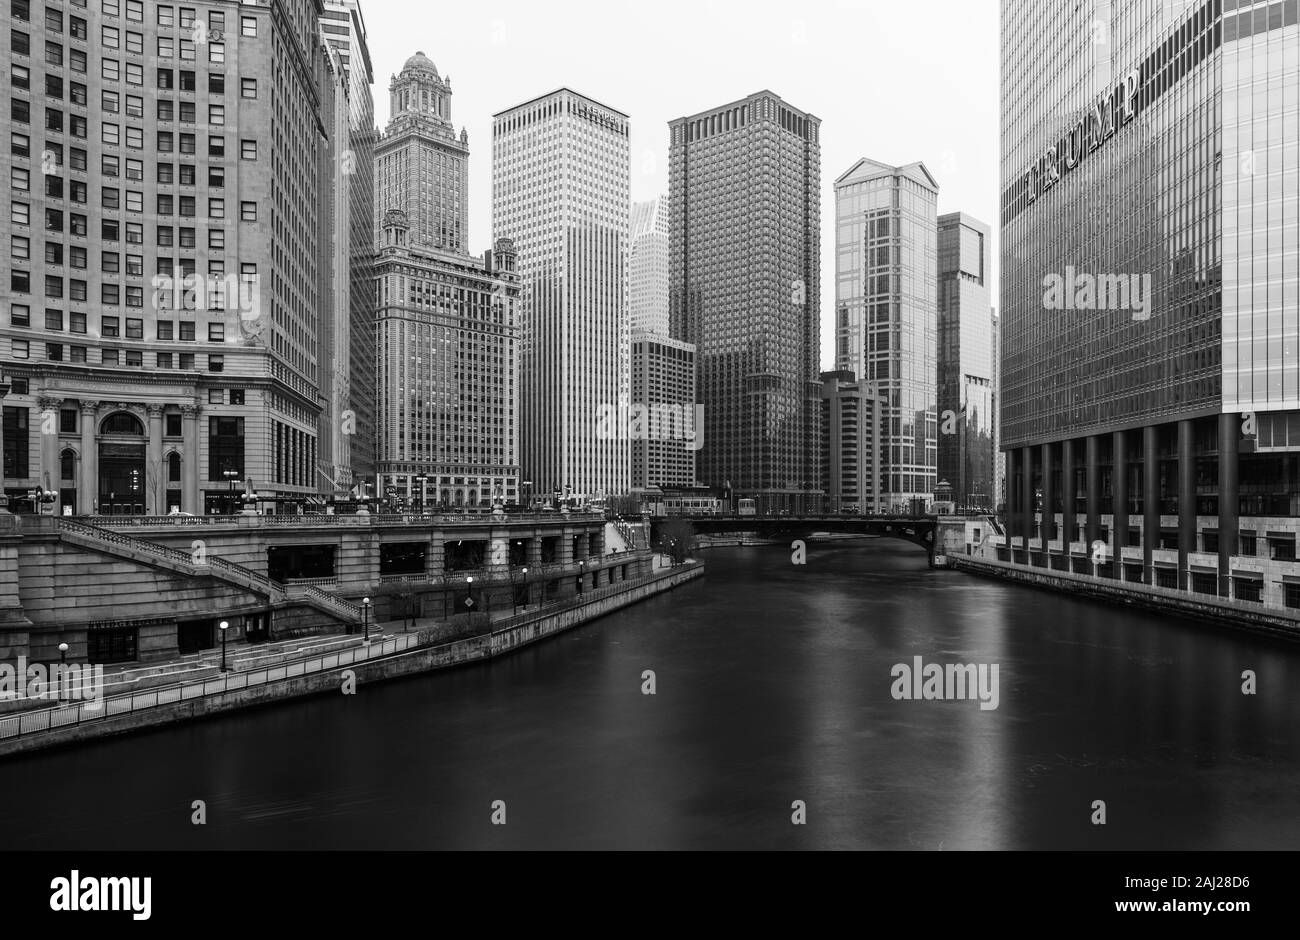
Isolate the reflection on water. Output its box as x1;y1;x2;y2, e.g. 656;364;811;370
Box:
2;541;1298;849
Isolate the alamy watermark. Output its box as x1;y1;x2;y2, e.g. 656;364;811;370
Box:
0;656;105;706
1042;266;1151;321
890;656;999;710
595;401;704;451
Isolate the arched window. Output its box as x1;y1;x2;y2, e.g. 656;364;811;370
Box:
60;448;76;481
101;411;144;435
167;452;181;482
468;489;477;506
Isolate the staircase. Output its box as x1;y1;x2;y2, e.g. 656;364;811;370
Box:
55;519;359;626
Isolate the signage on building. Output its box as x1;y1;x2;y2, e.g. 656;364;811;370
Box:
573;101;623;134
1025;68;1140;204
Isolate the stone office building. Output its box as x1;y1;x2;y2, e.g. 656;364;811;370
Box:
1;0;357;515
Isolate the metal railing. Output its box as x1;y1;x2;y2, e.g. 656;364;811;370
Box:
0;631;422;743
0;561;705;745
83;511;601;528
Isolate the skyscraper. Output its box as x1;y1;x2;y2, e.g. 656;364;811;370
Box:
374;52;467;253
629;197;669;335
834;159;938;513
320;0;376;490
492;88;630;502
669;91;821;513
820;370;881;514
374;53;519;511
1000;0;1298;606
937;211;994;509
1;0;345;516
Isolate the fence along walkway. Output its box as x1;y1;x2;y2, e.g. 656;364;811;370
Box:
0;562;702;745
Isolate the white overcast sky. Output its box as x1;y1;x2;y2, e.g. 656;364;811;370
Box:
365;0;999;370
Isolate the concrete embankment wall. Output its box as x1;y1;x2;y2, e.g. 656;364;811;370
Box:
954;555;1300;642
0;564;704;758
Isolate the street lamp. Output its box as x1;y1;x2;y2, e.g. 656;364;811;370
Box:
222;468;239;514
520;566;528;612
361;596;371;644
577;558;585;594
58;642;68;702
218;620;229;672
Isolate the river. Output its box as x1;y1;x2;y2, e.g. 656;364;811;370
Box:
2;540;1298;850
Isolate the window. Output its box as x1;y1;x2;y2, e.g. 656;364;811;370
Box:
240;15;256;37
208;388;222;404
208;42;223;63
10;235;29;259
43;241;60;263
10;270;30;292
124;221;140;244
70;311;85;332
157;68;173;89
124;349;141;367
156;351;172;369
229;389;244;406
44;107;62;131
178;163;194;185
101;348;117;364
179;70;194;91
101;283;119;305
125;317;142;338
239;201;255;222
101;153;118;176
11;98;30;124
157;6;173;27
11;132;29;156
101;249;119;272
102;26;119;49
102;0;119;16
125;253;141;275
11;200;29;224
11;29;30;56
165;412;182;436
207;135;223;157
178;7;193;28
240;138;255;160
12;339;30;359
156;225;173;246
69;345;85;362
101;315;119;337
207;322;223;342
44;274;62;297
102;89;119;112
70;48;85;72
207;197;222;219
45;342;62;361
208;104;223;125
69;82;85;105
11;64;30;89
11;167;29;190
125;31;141;54
156;99;172;121
157;36;173;57
156;130;172;151
156;193;172;215
208;72;224;94
156;162;173;184
156;320;173;340
102;58;119;80
44;207;61;230
240;77;255;98
207;227;223;251
125;63;141;85
178;228;194;248
101;218;118;240
125;0;141;22
69;147;85;170
102;187;119;210
2;405;30;479
68;278;85;300
10;303;30;326
178;321;194;341
178;352;193;369
44;74;62;98
125;159;142;181
179;132;194;154
69;17;85;40
44;308;62;330
207;165;223;187
178;100;192;122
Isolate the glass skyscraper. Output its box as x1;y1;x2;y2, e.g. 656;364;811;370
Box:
938;211;995;509
1000;0;1300;607
835;159;939;512
669;91;822;513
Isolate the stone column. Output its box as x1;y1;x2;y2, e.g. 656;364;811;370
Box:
1178;418;1196;590
1020;445;1034;559
1143;425;1159;584
1040;441;1055;549
1112;430;1127;569
1061;438;1076;547
181;404;200;515
37;397;62;499
78;400;99;515
1218;412;1239;597
1085;435;1101;552
1006;448;1019;544
146;403;164;516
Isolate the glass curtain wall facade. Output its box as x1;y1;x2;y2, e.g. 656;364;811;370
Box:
835;159;938;512
1000;0;1300;607
938;212;995;509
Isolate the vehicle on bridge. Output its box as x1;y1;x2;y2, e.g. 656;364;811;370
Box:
737;498;756;516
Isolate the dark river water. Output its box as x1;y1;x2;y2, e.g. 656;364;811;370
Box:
3;540;1298;850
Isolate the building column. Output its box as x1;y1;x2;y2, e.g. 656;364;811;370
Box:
1218;412;1239;598
1178;418;1195;590
78;400;98;515
37;397;61;497
1020;445;1035;559
1112;430;1128;569
1061;438;1076;548
1006;448;1020;544
146;404;164;516
181;404;200;515
1085;434;1101;551
1143;425;1159;584
1041;441;1055;550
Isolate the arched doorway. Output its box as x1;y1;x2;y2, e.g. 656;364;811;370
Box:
98;411;146;515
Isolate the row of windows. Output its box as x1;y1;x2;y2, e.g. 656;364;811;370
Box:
13;0;258;35
8;341;227;371
9;304;229;340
